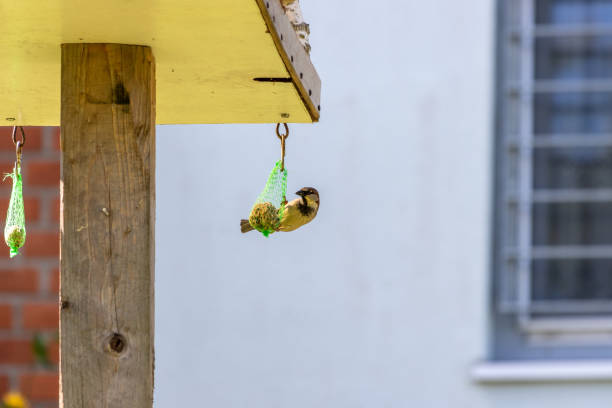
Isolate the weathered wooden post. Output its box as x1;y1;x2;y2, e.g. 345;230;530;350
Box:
60;44;156;407
0;1;320;406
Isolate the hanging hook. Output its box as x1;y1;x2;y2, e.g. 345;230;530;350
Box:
276;123;289;140
11;126;25;147
276;123;289;172
11;127;25;176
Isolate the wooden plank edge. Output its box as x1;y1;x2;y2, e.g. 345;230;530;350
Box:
255;0;321;122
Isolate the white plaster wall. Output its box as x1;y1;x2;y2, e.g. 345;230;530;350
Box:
154;1;612;406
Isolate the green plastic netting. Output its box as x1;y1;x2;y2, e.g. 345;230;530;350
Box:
4;165;25;257
249;160;288;237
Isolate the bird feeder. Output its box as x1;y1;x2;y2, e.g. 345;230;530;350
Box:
0;0;320;406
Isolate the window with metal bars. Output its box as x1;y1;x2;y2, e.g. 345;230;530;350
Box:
494;0;612;359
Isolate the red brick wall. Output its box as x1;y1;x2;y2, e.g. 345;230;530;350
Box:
0;127;60;408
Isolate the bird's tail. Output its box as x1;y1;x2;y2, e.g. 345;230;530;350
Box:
240;219;254;233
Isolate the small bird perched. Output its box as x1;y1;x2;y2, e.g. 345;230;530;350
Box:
241;187;319;233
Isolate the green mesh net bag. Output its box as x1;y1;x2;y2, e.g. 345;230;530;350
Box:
249;160;288;237
4;165;25;258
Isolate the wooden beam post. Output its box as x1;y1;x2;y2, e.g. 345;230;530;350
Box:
59;44;155;408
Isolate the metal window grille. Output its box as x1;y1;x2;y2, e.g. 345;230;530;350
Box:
495;0;612;357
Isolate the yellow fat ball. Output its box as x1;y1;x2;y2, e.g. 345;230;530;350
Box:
249;202;279;233
3;392;29;408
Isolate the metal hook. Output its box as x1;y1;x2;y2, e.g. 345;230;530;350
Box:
11;126;25;147
276;123;289;172
276;123;289;140
11;127;25;176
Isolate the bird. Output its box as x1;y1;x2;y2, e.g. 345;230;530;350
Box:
241;187;319;234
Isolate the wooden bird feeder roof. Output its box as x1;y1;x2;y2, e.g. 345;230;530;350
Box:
0;0;321;125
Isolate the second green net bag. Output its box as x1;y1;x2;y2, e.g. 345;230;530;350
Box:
4;164;25;258
4;127;26;258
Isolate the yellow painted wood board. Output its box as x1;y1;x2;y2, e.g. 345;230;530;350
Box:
0;0;321;125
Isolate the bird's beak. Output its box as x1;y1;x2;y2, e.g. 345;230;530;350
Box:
296;190;304;196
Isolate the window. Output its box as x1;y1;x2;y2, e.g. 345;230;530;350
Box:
494;0;612;360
